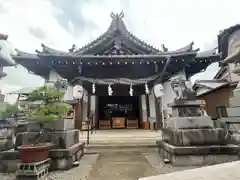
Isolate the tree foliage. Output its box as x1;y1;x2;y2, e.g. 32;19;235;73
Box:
25;86;68;122
0;103;20;118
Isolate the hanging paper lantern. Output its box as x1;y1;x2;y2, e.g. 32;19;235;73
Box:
108;85;113;96
153;84;164;98
92;83;96;94
145;83;149;94
73;85;84;100
129;84;133;96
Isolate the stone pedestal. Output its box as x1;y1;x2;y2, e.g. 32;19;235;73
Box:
0;150;20;173
15;119;85;171
0;127;15;151
220;89;240;144
50;141;85;170
157;100;239;166
157;141;239;166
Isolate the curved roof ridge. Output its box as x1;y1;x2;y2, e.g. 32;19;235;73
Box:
74;12;126;55
171;42;195;53
157;42;199;55
74;32;110;55
196;47;219;57
125;32;160;53
15;49;39;59
74;12;160;55
35;43;69;55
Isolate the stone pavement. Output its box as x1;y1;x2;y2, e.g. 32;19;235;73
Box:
140;160;240;180
87;151;154;180
0;149;198;180
86;150;198;180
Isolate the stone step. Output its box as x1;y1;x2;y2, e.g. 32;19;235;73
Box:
84;138;158;144
85;144;157;154
82;136;159;147
85;138;158;153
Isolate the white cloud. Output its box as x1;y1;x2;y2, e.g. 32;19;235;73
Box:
0;0;240;103
0;0;75;51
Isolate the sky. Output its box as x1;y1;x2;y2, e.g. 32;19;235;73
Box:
0;0;240;103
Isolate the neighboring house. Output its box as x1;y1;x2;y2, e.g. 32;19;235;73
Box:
193;80;237;119
193;24;240;119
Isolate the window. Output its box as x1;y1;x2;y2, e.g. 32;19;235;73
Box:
216;106;228;118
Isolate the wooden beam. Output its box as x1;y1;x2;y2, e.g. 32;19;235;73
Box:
152;57;172;84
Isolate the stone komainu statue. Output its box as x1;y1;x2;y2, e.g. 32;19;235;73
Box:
170;77;196;101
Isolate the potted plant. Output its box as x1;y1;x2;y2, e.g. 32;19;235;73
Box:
18;86;68;163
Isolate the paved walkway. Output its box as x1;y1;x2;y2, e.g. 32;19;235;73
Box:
87;151;155;180
0;150;211;180
140;161;240;180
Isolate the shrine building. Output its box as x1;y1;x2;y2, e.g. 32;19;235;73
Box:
12;12;222;130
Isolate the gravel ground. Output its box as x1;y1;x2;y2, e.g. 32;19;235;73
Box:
49;154;99;180
0;154;99;180
0;150;201;180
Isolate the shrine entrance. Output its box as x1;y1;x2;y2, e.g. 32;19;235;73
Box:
97;96;141;129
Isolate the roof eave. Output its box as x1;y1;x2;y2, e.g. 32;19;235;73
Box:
0;55;16;66
197;81;237;97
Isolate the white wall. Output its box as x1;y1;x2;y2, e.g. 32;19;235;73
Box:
227;29;240;83
90;95;96;112
45;69;62;86
82;89;88;119
63;85;77;104
48;69;61;82
148;92;156;118
228;63;240;82
228;29;240;56
140;94;147;122
162;80;174;116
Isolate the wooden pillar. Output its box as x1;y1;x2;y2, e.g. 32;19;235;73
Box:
90;95;97;128
155;97;163;129
148;93;156;118
74;99;83;130
140;94;149;129
146;94;150;118
87;95;91;118
95;96;99;129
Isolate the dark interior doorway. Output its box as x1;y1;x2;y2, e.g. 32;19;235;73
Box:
97;96;140;129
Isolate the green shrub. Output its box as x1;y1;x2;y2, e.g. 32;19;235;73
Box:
0;103;20;118
25;86;68;122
